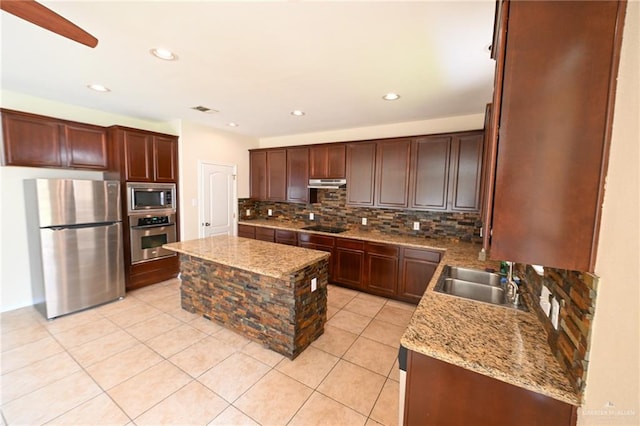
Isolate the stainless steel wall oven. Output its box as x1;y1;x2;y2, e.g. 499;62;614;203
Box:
129;213;177;264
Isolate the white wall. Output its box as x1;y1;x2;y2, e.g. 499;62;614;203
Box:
580;2;639;425
259;113;485;148
178;120;259;241
0;91;180;312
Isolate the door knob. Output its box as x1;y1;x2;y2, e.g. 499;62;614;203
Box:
204;222;211;226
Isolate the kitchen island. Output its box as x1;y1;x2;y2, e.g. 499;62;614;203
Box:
163;235;330;359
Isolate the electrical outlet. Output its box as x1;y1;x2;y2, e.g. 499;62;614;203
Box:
551;298;560;329
311;277;317;292
413;221;420;230
540;286;552;317
361;217;367;225
268;209;273;216
309;212;315;220
246;209;251;216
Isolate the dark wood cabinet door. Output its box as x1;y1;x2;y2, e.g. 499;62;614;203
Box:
267;149;287;201
250;151;267;200
153;135;178;182
334;238;364;288
405;351;578;426
255;227;275;242
238;224;256;239
399;248;440;303
123;130;153;181
375;139;411;208
409;136;452;210
364;242;399;297
449;132;484;212
490;0;624;271
286;147;309;203
275;229;297;246
346;142;376;206
1;110;62;167
63;123;109;170
326;144;346;178
309;144;346;179
309;145;327;179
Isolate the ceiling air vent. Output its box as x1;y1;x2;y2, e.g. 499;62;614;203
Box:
191;105;218;113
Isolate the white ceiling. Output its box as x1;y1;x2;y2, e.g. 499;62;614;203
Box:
0;1;496;138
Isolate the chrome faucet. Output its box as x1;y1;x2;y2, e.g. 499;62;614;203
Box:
505;261;519;305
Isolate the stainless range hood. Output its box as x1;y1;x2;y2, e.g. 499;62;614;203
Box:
307;178;347;189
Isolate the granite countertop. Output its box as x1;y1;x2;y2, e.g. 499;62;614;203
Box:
163;235;329;279
240;219;580;405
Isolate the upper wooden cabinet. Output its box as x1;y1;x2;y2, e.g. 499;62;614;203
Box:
375;138;411;208
346;142;377;206
250;150;267;200
2;109;108;170
111;127;178;182
286;147;309;203
409;135;452;211
309;144;346;179
249;149;287;201
487;0;626;272
449;132;484;212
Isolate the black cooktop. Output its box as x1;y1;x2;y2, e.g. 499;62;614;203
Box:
301;225;348;234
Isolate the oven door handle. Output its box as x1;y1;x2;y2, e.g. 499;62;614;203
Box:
131;223;176;230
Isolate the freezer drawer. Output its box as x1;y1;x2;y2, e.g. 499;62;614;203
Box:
39;222;125;318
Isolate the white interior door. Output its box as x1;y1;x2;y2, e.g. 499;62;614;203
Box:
200;163;237;237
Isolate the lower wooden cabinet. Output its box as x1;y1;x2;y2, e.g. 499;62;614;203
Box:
334;238;365;289
398;248;441;304
364;242;399;297
275;229;297;246
238;224;441;303
255;227;275;242
404;350;577;426
238;224;256;239
298;232;336;281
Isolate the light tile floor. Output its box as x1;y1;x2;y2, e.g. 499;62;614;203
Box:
0;280;416;425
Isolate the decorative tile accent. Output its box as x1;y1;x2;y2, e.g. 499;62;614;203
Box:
179;254;328;359
239;188;482;242
515;264;597;397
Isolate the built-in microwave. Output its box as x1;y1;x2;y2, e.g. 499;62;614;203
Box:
127;182;176;214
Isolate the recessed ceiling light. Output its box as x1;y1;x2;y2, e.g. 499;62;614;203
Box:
291;110;306;116
87;83;110;93
382;93;400;101
228;122;239;127
150;48;178;61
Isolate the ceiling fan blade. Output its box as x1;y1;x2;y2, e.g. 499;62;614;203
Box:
1;0;98;48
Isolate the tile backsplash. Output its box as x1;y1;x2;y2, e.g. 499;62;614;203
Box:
516;263;598;399
239;188;482;243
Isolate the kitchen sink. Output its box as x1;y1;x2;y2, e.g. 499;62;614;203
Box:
435;266;527;311
301;225;347;234
439;278;505;305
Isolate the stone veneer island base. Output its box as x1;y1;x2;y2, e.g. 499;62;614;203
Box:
164;236;329;359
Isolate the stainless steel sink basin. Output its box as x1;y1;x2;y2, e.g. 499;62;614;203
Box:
440;278;505;305
435;266;527;311
448;266;502;286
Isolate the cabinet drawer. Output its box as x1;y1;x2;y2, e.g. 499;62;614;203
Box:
365;242;399;257
336;238;364;251
275;229;297;246
298;232;335;247
255;227;275;242
238;224;256;239
403;248;441;263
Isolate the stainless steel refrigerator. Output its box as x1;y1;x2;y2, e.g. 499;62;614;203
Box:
25;179;125;319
